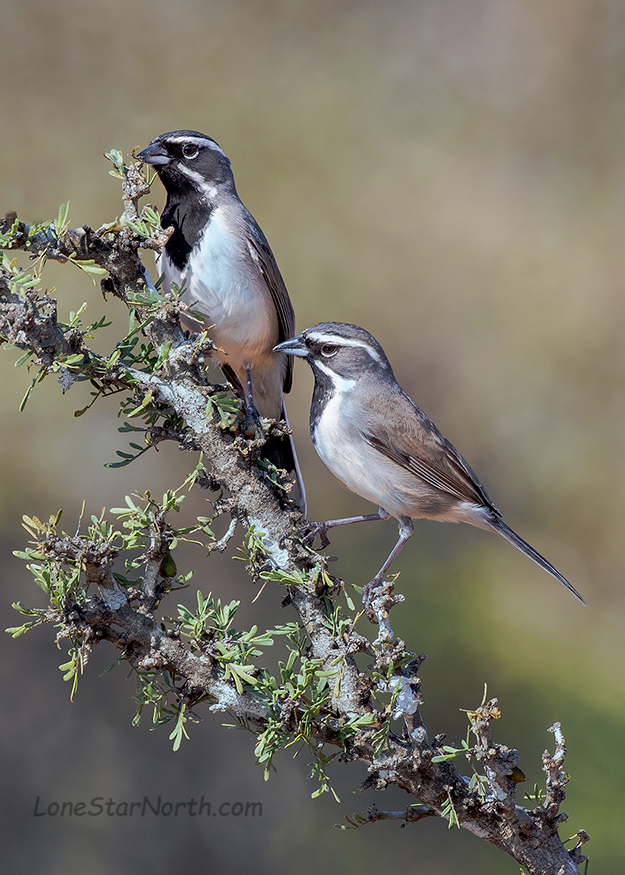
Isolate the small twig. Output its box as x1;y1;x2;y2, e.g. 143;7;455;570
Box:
543;722;569;821
365;802;437;825
211;517;238;554
369;577;404;646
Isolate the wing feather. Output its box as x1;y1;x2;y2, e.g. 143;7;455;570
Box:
245;220;295;393
360;389;499;514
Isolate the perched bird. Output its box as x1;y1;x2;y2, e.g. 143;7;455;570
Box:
138;130;305;509
274;322;585;611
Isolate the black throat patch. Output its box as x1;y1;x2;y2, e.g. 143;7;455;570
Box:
161;193;215;272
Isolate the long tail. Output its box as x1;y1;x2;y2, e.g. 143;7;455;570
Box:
220;363;306;513
488;517;587;606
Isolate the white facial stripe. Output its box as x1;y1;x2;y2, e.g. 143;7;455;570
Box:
176;164;218;198
165;135;226;156
306;332;385;365
314;359;357;392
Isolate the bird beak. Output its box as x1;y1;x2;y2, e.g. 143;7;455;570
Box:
136;141;171;166
273;335;308;357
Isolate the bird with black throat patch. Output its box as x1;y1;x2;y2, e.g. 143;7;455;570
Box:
138;129;305;510
274;322;585;616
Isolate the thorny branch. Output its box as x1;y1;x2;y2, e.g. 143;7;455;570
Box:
0;158;587;875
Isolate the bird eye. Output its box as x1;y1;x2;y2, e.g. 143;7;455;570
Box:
320;343;338;357
182;144;199;159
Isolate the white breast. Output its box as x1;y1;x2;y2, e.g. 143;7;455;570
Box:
313;383;391;509
160;208;274;370
313;381;468;521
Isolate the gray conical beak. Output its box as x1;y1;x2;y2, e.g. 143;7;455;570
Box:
273;335;308;357
137;141;171;166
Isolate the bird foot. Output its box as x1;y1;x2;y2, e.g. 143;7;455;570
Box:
299;520;331;549
241;400;263;436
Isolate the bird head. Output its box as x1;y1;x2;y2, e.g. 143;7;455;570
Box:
137;130;233;197
274;322;392;383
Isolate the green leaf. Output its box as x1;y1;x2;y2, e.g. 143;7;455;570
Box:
104;453;135;469
54;202;70;235
72;259;108;279
13;549;47;561
14;352;33;368
10;601;43;616
258;568;306;586
19;368;46;411
168;706;190;751
104;149;125;178
67;302;88;327
6;619;44;637
153;341;172;371
126;390;154;418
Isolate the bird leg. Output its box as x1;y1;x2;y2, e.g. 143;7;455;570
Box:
220;362;245;398
362;516;414;621
301;507;390;549
241;363;263;433
219;362;261;433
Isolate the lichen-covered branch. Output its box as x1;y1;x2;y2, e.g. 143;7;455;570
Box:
0;155;587;875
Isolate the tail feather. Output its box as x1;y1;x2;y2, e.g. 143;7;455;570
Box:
219;364;306;513
488;518;587;606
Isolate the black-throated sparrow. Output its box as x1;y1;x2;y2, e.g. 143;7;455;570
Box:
274;322;585;609
138;130;305;509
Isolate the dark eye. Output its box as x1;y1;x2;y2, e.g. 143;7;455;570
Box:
182;144;199;159
320;343;338;357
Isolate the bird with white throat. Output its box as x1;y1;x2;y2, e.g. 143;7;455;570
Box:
274;322;585;616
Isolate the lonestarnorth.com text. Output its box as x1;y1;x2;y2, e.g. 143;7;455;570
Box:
33;796;262;818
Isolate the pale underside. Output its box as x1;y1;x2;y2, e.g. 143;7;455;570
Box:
158;206;286;420
313;384;494;529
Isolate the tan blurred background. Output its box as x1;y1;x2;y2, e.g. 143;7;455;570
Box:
1;0;624;871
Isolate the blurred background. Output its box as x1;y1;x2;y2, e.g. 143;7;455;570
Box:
1;0;624;871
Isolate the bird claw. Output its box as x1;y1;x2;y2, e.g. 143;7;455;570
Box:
299;520;331;549
241;400;263;435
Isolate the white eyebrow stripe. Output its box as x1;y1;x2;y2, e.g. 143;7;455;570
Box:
176;164;218;198
165;135;226;156
305;332;385;365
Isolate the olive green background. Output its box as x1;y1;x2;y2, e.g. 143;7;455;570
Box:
1;1;624;872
